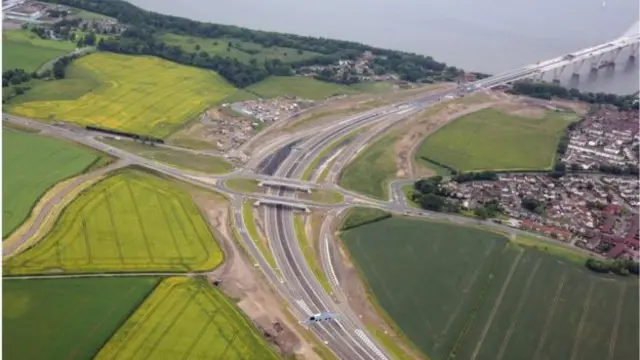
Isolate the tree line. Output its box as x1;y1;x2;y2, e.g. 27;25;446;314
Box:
42;0;456;87
585;258;639;276
508;81;639;110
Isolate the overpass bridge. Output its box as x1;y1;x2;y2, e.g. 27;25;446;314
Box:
470;23;640;89
255;199;311;212
258;180;312;193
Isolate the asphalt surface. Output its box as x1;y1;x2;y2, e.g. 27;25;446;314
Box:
1;66;604;359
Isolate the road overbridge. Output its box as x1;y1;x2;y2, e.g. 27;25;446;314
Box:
258;180;312;193
255;199;310;212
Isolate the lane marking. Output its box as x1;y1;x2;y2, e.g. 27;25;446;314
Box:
354;329;389;360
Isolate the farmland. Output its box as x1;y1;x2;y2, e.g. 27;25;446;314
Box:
96;277;280;360
2;30;75;72
341;216;639;360
415;107;577;172
4;169;223;274
339;134;398;200
246;76;358;100
162;33;321;63
3;128;103;238
3;277;159;360
8;53;236;138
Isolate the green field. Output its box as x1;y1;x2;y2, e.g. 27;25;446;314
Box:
3;277;158;360
101;138;232;174
2;30;75;72
340;207;391;231
339;134;398;200
415;108;577;172
4;169;223;274
3;128;103;238
96;277;280;360
246;76;358;100
162;33;320;63
225;178;260;193
341;216;639;360
8;53;236;138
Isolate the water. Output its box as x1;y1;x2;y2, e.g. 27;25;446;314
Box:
129;0;639;94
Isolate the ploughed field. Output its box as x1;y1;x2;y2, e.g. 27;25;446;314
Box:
4;169;223;274
3;277;159;360
2;127;103;238
415;108;577;172
96;277;280;360
8;53;236;138
341;216;639;360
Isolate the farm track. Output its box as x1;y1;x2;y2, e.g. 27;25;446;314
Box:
3;160;130;257
607;284;626;360
532;269;566;360
569;281;596;360
495;259;542;360
469;250;524;360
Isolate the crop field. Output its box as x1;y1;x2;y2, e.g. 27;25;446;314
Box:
3;277;158;360
4;169;223;274
162;33;320;63
415;107;577;172
339;134;398;200
3;30;75;72
8;53;236;138
341;216;639;360
96;277;279;360
246;76;358;100
3;128;102;238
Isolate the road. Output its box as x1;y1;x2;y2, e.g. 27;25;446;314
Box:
3;37;628;357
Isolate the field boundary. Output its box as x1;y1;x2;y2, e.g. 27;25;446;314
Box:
81;277;163;360
2;127;115;240
4;166;227;274
338;231;431;360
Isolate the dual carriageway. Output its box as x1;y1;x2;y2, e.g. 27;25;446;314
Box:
3;28;639;360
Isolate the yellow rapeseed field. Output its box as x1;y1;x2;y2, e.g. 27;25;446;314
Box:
96;277;280;360
4;169;224;274
10;53;236;138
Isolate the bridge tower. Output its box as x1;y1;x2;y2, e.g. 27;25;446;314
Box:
599;48;623;69
589;53;605;73
628;43;639;61
551;65;566;84
570;59;585;80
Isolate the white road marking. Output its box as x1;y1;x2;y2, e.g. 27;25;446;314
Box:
355;329;389;360
325;236;340;288
296;300;313;316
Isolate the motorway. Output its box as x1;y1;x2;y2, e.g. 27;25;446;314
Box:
2;33;633;359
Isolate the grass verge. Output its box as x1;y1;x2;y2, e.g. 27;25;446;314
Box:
225;178;260;193
293;215;333;295
242;200;279;271
101;137;232;174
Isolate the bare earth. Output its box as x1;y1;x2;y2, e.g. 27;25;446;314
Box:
193;193;320;360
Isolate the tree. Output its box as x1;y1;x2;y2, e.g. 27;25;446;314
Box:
194;44;200;51
554;162;566;173
474;206;489;219
521;197;544;215
84;32;97;46
570;163;581;172
418;193;444;211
